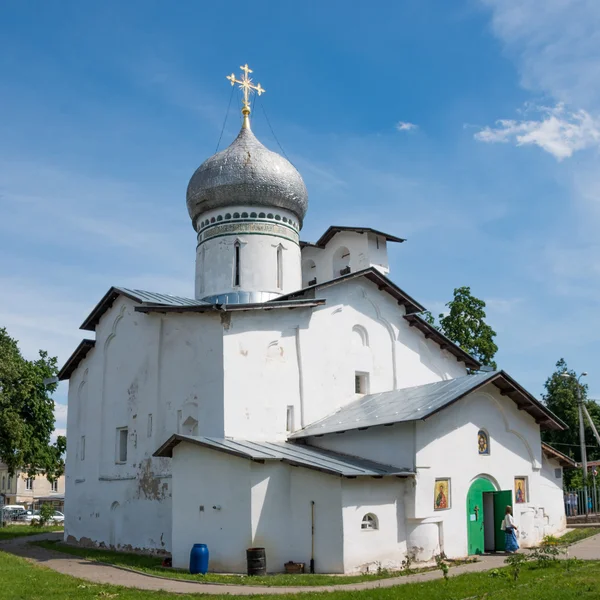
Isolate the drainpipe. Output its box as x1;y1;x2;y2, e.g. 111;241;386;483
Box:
295;327;306;428
310;500;315;574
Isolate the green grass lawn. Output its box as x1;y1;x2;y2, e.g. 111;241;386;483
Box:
560;528;600;545
2;549;600;599
34;540;417;585
0;525;63;541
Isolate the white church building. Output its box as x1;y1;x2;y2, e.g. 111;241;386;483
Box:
61;66;570;574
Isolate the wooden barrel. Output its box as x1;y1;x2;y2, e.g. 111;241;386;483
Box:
246;547;266;576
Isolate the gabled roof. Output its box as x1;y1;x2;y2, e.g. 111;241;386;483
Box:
404;314;481;370
154;434;414;478
80;286;203;331
274;267;425;315
301;226;405;249
290;371;567;439
541;442;577;468
58;339;95;381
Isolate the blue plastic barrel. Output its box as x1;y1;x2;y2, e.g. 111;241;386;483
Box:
189;543;209;574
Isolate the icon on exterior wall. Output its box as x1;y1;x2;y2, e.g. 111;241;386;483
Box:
514;477;527;503
434;478;450;510
478;430;489;455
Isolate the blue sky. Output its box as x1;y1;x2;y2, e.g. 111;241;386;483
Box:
2;0;600;439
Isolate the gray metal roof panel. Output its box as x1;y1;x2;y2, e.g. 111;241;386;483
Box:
80;286;207;330
290;373;500;439
115;287;203;307
290;371;566;438
154;435;414;477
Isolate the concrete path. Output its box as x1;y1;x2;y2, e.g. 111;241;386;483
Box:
1;532;598;596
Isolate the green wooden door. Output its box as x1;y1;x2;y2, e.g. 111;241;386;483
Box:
493;491;513;552
467;478;496;555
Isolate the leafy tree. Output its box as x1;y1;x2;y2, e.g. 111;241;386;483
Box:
542;358;600;485
0;327;65;480
422;310;436;327
437;287;498;368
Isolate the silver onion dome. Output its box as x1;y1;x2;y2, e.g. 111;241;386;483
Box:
186;125;308;229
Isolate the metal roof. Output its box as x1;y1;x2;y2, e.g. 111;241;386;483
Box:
135;298;326;316
290;371;566;439
154;435;415;478
80;286;204;331
301;226;406;249
404;314;481;370
58;339;95;381
541;443;577;468
274;267;425;314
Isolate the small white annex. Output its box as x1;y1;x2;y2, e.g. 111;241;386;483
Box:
61;84;571;573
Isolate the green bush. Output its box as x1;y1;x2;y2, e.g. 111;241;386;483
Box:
37;504;55;527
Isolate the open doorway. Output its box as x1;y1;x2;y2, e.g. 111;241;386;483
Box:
467;478;512;554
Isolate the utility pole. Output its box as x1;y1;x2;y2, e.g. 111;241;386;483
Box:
563;371;588;517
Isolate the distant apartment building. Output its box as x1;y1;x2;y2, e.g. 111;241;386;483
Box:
0;463;65;511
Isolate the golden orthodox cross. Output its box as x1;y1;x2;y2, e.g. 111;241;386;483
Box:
226;64;265;121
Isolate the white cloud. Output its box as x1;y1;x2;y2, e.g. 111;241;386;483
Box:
474;103;600;160
480;0;600;109
396;121;418;132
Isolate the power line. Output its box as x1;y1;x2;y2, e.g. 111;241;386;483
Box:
215;85;235;153
258;96;293;164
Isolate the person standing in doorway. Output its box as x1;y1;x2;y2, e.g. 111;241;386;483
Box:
503;506;519;553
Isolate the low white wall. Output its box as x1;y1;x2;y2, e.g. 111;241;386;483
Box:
170;444;344;573
342;478;407;573
171;444;252;572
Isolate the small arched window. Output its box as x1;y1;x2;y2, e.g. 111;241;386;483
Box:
333;246;351;277
361;513;378;531
478;430;490;455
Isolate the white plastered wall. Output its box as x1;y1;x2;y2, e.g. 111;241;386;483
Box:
301;231;391;285
307;424;415;472
341;478;408;573
221;277;466;440
170;443;344;573
64;298;224;553
406;384;565;559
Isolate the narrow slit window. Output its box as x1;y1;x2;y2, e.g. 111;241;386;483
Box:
286;405;295;432
80;435;86;461
234;241;241;287
277;245;283;289
147;414;153;438
116;427;128;463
